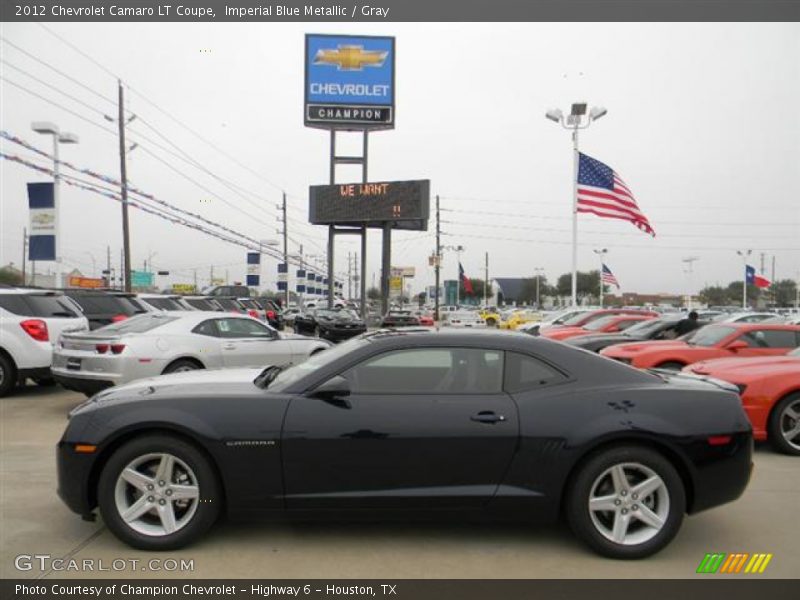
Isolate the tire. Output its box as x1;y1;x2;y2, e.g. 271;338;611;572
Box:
0;353;17;397
486;318;497;328
162;359;202;375
34;377;57;387
767;393;800;456
566;445;685;559
97;434;221;550
655;361;684;371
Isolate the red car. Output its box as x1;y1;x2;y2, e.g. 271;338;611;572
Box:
684;349;800;455
600;323;800;370
540;308;657;335
416;313;434;326
542;314;656;341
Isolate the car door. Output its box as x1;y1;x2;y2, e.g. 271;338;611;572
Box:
216;317;288;367
733;328;800;357
282;346;519;510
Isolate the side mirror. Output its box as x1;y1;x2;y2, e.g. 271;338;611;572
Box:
727;340;748;352
310;375;351;407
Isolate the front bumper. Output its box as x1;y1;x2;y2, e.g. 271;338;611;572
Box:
56;438;99;517
319;326;367;341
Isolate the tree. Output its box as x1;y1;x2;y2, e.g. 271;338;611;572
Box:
0;267;22;286
699;285;729;306
367;287;381;300
770;279;798;307
556;270;604;301
518;276;555;305
726;281;761;308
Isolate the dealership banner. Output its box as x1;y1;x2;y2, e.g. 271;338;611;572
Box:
305;34;395;129
27;182;56;261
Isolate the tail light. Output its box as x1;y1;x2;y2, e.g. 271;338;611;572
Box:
112;314;128;323
95;344;110;354
708;435;733;446
248;310;260;319
20;319;49;342
266;310;276;319
110;344;126;354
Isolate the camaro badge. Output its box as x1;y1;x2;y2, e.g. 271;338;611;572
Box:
225;440;276;447
313;45;388;71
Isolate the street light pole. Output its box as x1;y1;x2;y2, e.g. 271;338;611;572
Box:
593;248;608;308
533;267;545;309
737;249;752;309
546;103;607;308
32;122;79;289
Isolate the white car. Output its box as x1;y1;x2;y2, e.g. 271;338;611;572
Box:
0;287;90;396
51;311;331;396
442;309;486;328
518;308;592;335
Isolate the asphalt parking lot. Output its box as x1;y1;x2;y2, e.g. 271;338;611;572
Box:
1;385;798;580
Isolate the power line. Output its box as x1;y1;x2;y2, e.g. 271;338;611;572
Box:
0;76;118;136
0;36;119;108
35;23;120;80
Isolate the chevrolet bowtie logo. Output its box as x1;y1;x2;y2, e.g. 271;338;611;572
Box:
313;45;388;71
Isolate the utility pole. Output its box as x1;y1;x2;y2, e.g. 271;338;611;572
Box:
22;227;27;286
281;191;289;308
106;246;111;288
210;265;214;287
193;269;198;292
435;195;441;322
116;80;132;292
119;248;124;291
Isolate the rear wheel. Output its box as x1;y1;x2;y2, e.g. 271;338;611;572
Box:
0;354;17;397
566;445;685;559
768;393;800;456
162;359;202;375
486;318;497;328
655;361;684;371
97;434;221;550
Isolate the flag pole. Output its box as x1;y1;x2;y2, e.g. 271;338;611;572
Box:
571;128;579;308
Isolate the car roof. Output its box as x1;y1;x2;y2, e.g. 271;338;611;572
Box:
711;322;800;331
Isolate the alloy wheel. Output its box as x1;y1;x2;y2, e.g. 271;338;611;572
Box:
588;462;670;545
114;452;200;537
779;399;800;451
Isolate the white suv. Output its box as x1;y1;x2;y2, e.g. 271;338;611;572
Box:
0;287;90;396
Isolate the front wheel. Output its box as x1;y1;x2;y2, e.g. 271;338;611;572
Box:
768;393;800;456
98;434;221;550
566;445;685;559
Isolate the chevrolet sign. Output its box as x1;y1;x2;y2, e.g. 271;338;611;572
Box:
305;34;395;130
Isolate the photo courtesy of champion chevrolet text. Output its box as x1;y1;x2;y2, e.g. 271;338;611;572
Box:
0;1;798;599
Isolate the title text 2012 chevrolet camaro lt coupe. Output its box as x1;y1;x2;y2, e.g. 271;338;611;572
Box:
57;330;753;559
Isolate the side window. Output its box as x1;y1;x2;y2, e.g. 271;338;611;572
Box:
217;318;275;339
192;319;219;337
616;320;639;331
344;347;504;394
740;329;799;348
504;352;566;393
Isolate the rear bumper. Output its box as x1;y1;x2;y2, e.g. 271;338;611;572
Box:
18;367;53;381
51;372;114;396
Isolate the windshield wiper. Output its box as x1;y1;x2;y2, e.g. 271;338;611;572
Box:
254;364;287;389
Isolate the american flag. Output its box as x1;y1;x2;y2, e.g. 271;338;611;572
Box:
601;263;620;289
577;153;655;237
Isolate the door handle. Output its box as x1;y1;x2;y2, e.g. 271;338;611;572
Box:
471;411;506;424
223;344;236;350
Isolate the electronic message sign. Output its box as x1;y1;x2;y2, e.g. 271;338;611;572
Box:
309;180;429;230
305;34;395;129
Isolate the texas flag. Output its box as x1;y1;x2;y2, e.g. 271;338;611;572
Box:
459;262;474;295
746;265;771;289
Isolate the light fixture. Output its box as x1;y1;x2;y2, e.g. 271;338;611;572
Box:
589;106;608;120
570;102;588;116
545;108;563;122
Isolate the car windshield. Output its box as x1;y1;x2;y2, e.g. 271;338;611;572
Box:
623;318;676;336
267;338;366;391
185;298;220;310
583;315;621;331
685;325;736;347
562;312;601;326
316;309;341;319
94;313;177;333
144;297;184;310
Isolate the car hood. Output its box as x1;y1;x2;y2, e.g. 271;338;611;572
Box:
688;355;800;376
567;332;643;345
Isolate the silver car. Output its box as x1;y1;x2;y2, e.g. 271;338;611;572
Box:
51;311;331;396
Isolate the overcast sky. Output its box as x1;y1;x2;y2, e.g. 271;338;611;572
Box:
1;22;798;296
